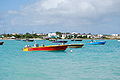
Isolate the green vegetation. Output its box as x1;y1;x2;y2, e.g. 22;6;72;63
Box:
0;32;118;40
2;33;47;39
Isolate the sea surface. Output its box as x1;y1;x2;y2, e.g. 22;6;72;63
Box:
0;40;120;80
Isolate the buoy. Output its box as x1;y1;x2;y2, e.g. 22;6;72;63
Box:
70;50;73;52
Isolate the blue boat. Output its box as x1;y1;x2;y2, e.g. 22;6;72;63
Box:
87;41;106;45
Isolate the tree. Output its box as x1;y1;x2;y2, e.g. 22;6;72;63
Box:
56;31;62;37
14;34;21;38
24;33;33;38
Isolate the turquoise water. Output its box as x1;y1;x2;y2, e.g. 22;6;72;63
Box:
0;40;120;80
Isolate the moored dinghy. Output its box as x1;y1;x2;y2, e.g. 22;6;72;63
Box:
87;40;106;45
117;40;120;42
23;39;34;42
71;39;82;41
52;40;84;48
15;39;21;41
52;41;68;44
67;44;84;48
0;42;4;45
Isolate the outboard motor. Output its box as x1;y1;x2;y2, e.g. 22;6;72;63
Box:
25;45;31;48
34;44;39;47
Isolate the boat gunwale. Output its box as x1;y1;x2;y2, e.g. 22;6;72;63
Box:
23;45;68;49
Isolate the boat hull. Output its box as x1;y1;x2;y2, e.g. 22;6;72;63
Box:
0;42;4;45
88;41;106;45
71;39;82;41
15;39;21;41
23;39;34;42
52;41;68;43
67;44;84;48
118;40;120;42
23;45;68;51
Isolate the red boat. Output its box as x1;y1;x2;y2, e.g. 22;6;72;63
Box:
23;45;68;51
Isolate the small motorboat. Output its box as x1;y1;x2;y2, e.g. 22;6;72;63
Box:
49;39;57;41
52;41;68;44
23;44;68;51
118;40;120;42
0;42;4;45
71;39;82;41
23;39;34;42
88;41;106;45
67;44;84;48
15;39;21;41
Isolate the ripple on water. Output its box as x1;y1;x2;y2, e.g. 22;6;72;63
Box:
0;40;120;80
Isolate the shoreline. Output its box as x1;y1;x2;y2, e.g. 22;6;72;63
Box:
0;38;119;40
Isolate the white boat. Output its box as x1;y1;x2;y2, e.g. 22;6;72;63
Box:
118;40;120;42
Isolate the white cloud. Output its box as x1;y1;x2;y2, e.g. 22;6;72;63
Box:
41;0;65;9
5;0;120;33
8;10;18;14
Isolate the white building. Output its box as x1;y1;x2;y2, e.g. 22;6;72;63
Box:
10;36;16;39
97;34;103;38
87;35;92;38
71;32;78;34
48;32;57;38
61;34;67;39
12;33;20;35
111;34;119;36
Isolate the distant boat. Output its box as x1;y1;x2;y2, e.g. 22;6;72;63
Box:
118;40;120;42
15;39;21;41
23;39;34;42
67;44;84;48
23;44;68;51
52;41;68;44
88;41;106;45
71;39;82;41
0;42;4;45
49;39;57;41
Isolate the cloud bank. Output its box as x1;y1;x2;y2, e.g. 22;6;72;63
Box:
2;0;120;33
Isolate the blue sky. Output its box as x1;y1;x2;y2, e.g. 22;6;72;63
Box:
0;0;120;34
0;0;38;11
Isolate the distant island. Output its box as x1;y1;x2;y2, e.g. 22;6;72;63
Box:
0;32;120;40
